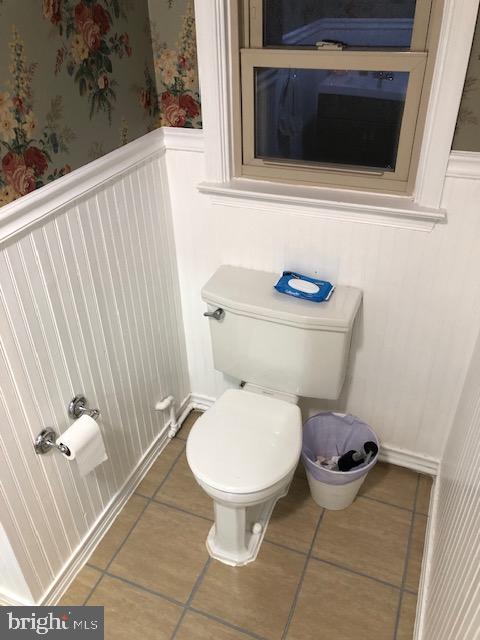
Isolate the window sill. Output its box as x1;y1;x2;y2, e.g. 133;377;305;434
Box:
197;178;446;232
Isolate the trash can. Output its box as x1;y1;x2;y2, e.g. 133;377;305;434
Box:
302;412;379;511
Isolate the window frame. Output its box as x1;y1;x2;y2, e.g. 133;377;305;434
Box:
193;0;477;220
237;0;438;194
247;0;433;51
241;49;427;191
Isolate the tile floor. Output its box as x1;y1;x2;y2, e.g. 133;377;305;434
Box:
60;411;432;640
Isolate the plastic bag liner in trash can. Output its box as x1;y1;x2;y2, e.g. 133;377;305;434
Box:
302;412;379;510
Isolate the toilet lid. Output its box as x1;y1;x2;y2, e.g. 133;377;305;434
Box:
186;389;302;494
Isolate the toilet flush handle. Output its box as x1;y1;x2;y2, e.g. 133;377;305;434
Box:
203;307;225;321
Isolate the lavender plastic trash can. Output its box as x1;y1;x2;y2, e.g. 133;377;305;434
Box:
302;412;379;510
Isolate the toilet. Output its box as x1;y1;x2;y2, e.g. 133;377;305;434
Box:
186;265;362;566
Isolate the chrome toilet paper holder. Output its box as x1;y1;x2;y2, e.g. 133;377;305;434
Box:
34;395;100;455
68;395;100;421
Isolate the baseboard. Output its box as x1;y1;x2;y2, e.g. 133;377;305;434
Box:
189;393;216;412
413;470;441;639
36;394;191;606
188;393;440;475
379;445;439;476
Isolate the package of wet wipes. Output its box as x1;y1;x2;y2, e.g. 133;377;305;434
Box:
274;271;335;303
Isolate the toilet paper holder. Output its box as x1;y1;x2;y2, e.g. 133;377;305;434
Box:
68;395;100;421
34;395;100;455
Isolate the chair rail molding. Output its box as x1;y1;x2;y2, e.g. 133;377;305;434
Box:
194;0;480;214
446;151;480;180
0;128;172;247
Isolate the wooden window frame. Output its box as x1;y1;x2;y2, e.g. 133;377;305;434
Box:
236;0;437;194
247;0;433;51
193;0;478;221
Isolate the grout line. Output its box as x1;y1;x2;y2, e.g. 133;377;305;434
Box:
101;442;186;574
281;509;325;640
263;539;308;558
151;498;214;523
360;493;418;514
189;607;268;640
87;569;186;608
170;557;212;639
82;571;104;606
309;556;404;592
85;563;267;640
393;474;421;640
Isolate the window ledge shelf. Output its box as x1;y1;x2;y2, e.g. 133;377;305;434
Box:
198;178;446;232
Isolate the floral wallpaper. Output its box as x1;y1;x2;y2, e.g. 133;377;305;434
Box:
0;0;157;207
147;0;202;128
453;14;480;151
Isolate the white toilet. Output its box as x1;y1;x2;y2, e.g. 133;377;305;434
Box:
186;265;362;566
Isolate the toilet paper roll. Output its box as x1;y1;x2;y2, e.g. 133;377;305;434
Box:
56;415;108;477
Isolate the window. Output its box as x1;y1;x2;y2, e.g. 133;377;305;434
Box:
236;0;440;193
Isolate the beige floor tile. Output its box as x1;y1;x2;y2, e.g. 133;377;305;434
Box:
176;410;202;440
176;611;252;640
266;475;321;553
397;592;418;640
109;502;210;603
155;451;213;520
359;463;418;510
405;514;427;593
192;542;305;640
59;566;101;605
88;575;182;640
135;439;185;498
416;475;433;515
89;495;148;569
312;496;411;587
286;559;398;640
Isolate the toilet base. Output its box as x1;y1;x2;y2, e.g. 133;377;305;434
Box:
204;479;292;566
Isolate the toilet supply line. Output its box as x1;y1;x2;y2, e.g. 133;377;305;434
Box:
155;396;178;439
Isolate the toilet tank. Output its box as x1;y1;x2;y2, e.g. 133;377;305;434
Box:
202;266;362;400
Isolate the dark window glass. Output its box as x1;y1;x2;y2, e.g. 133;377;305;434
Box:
263;0;417;49
254;67;408;170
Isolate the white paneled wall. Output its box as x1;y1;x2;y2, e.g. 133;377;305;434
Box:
419;331;480;639
0;138;189;604
166;142;480;464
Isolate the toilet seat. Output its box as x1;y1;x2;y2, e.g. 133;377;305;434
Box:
186;389;302;495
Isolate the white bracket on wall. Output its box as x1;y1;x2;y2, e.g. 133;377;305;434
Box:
155;395;179;439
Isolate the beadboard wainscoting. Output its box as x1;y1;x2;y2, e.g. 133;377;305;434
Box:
167;132;480;467
0;130;190;605
417;328;480;639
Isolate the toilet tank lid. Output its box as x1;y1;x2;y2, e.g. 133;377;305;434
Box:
202;265;362;332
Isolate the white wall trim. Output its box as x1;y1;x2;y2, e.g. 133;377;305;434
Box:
446;151;480;180
0;127;208;248
414;472;441;639
0;395;191;606
198;179;445;232
189;393;440;475
379;446;439;476
415;0;480;208
193;0;479;215
0;128;164;247
162;127;205;153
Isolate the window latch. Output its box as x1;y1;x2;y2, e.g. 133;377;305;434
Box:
315;40;345;51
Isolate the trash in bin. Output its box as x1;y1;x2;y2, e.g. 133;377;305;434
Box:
302;412;379;510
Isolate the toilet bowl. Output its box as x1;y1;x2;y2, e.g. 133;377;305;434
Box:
187;388;302;566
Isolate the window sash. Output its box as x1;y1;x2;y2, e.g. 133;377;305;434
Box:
240;48;427;185
247;0;432;51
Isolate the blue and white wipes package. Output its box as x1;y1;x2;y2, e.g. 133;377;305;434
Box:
274;271;335;303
